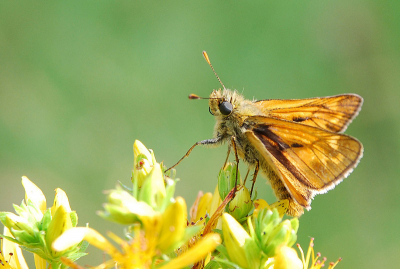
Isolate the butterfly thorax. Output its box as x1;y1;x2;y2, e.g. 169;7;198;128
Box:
209;89;264;158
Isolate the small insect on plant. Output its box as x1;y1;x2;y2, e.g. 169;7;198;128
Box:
167;51;363;217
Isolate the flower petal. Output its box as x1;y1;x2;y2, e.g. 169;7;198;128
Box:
157;233;221;269
52;227;120;258
51;188;72;217
22;176;46;212
274;245;302;269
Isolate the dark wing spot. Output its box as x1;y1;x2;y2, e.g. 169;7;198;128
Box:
253;125;290;150
252;126;313;189
293;116;309;122
291;143;303;148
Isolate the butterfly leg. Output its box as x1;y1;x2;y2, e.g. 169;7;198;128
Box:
230;136;240;192
166;137;224;172
222;145;231;169
243;168;251;185
250;161;259;196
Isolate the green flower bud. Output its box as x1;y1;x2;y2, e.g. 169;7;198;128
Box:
98;203;140;225
138;163;166;209
254;208;299;257
218;162;240;200
107;188;138;207
100;188;157;225
228;185;253;222
133;140;154;188
0;212;36;243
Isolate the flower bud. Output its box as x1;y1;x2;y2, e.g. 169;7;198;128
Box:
107;188;138;207
99;204;140;225
138;163;166;209
254;208;299;257
99;188;157;225
218;162;240;200
46;205;72;257
228;185;252;222
221;213;260;269
0;213;36;243
157;197;187;253
133;140;154;188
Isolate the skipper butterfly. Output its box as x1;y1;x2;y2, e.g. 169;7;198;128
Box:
168;52;363;217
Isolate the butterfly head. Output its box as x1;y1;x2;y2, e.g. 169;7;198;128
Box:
208;89;245;118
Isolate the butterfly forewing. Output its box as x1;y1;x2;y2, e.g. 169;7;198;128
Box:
254;94;363;133
245;116;363;206
245;130;312;208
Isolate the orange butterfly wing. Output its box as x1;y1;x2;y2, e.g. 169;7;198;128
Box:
253;94;363;133
244;116;363;207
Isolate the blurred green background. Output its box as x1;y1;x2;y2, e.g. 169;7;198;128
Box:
1;1;399;268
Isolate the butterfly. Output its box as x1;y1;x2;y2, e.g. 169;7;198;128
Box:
168;52;363;216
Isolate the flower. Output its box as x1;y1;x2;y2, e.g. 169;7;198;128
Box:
1;227;29;269
0;177;86;268
253;199;289;218
158;233;221;269
189;191;213;226
296;238;342;269
53;226;221;269
1;140;344;269
92;141;222;268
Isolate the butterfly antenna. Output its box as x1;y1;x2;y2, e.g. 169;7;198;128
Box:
203;51;226;90
188;93;221;100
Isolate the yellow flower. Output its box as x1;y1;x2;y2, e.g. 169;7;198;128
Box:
203;186;221;230
253;199;289;218
0;177;83;268
1;227;29;269
297;238;342;269
177;191;216;268
158;233;221;269
209;185;222;219
189;191;213;227
53;227;221;269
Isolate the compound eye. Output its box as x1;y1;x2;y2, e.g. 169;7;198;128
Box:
219;101;233;116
